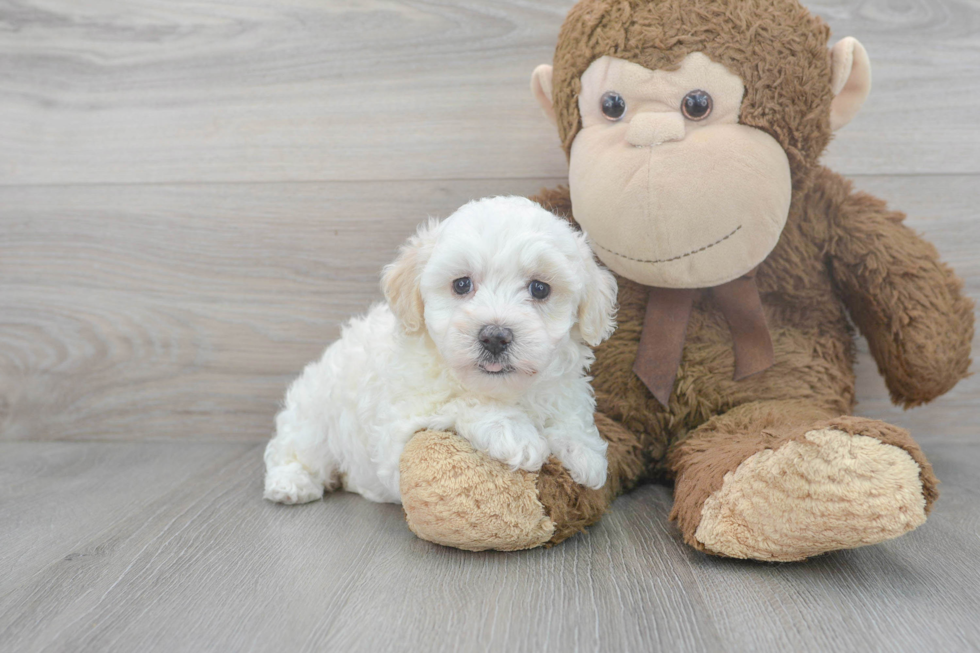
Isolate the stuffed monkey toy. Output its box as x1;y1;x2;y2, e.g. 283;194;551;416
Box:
395;0;975;561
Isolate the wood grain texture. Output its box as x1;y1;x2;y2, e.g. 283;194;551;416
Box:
1;0;979;185
2;176;977;443
0;178;562;441
0;441;254;591
1;441;977;652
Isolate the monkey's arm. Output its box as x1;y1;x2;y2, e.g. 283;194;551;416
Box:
821;167;974;407
530;185;575;225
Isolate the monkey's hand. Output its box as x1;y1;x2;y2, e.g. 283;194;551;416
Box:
824;168;974;407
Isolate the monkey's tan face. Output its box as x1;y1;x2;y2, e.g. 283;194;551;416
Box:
568;53;792;289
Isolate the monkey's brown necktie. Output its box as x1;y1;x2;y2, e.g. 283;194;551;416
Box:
632;270;774;406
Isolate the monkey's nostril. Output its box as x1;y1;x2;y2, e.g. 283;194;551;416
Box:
478;325;513;355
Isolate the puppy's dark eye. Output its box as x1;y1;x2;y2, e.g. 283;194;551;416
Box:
528;280;551;300
681;90;712;121
452;277;472;295
600;91;626;121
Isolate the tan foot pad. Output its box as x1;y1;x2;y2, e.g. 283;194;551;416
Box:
399;431;555;552
695;429;928;561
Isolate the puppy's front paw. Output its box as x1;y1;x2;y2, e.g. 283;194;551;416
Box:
552;441;608;490
465;417;549;472
501;433;550;472
264;463;324;504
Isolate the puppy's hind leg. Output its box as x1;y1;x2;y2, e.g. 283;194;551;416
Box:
263;405;340;505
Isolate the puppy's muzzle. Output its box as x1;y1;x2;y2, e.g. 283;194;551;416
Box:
478;325;513;357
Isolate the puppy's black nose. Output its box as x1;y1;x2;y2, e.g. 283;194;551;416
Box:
479;325;513;356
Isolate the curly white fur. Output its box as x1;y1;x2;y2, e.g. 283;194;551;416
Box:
264;196;618;505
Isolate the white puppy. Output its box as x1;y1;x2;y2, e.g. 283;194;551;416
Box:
264;196;618;506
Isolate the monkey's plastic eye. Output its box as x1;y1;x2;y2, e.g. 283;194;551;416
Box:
528;280;551;300
452;277;472;295
681;90;713;121
600;92;626;121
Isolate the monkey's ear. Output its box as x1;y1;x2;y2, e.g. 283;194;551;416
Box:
829;37;872;131
531;64;557;125
381;219;440;335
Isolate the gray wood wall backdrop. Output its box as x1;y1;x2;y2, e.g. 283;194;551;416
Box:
1;1;979;652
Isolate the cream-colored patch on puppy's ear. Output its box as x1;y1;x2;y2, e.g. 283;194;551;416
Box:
531;64;557;125
830;37;872;131
574;235;618;346
381;219;440;335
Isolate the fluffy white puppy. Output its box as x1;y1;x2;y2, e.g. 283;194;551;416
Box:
264;196;618;506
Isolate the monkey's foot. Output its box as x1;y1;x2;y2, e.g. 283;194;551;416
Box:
692;421;934;562
399;431;611;551
399;431;555;551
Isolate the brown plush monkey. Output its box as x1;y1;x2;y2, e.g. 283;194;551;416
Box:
396;0;975;561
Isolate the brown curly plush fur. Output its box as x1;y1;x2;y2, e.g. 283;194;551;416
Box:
524;0;973;550
552;0;835;187
398;0;973;558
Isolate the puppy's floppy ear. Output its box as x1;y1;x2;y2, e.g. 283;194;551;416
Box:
574;234;618;346
381;219;440;334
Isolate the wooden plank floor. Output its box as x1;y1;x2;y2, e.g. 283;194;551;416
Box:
1;441;978;652
2;1;979;651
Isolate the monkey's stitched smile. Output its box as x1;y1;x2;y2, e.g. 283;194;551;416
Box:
589;225;742;265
